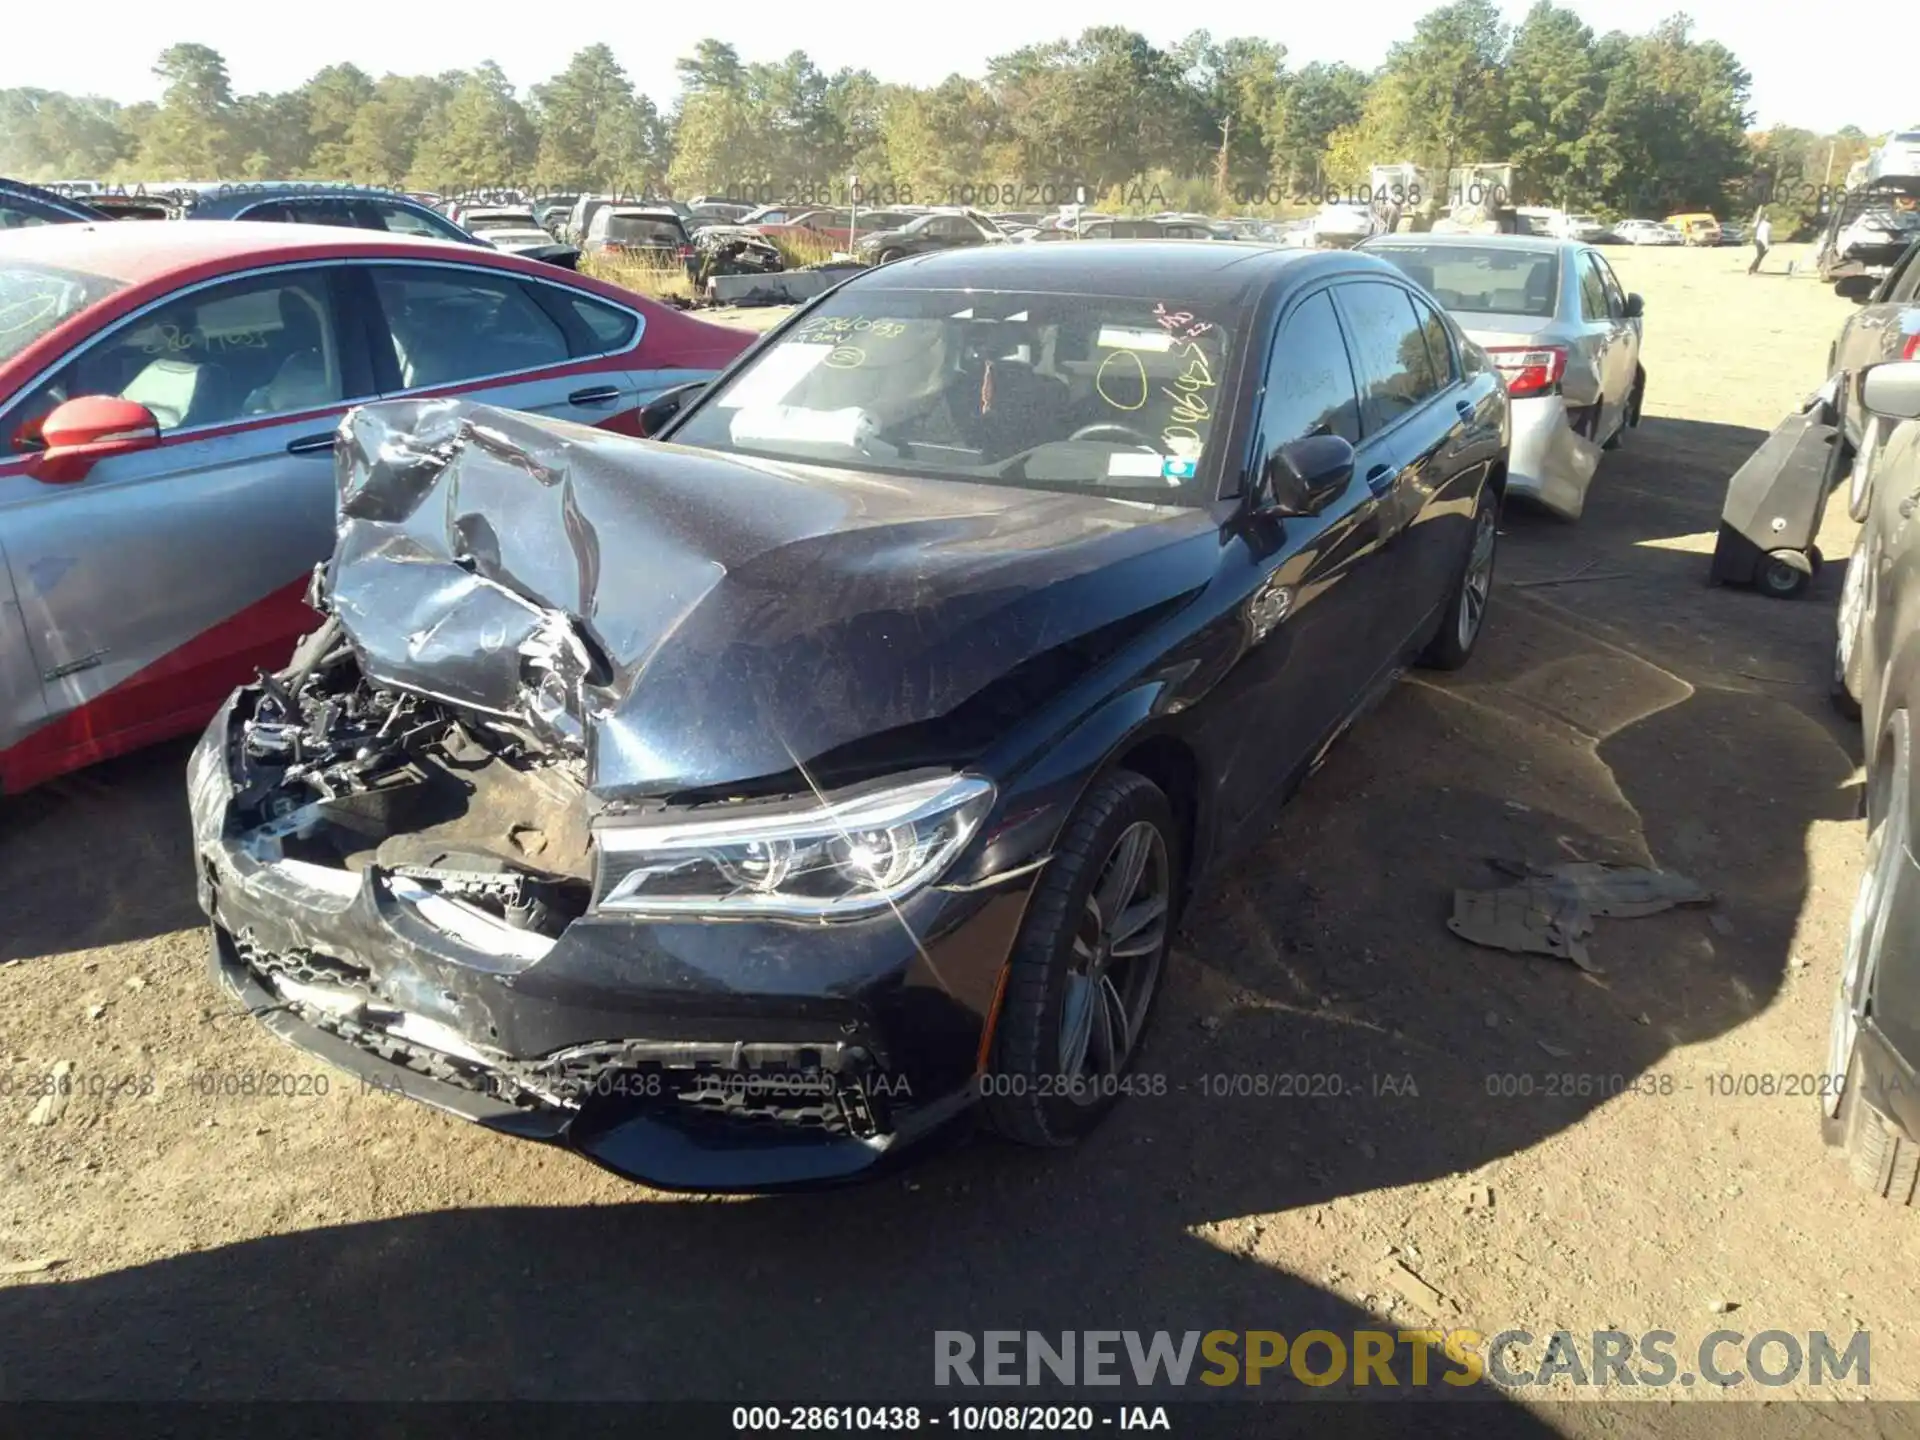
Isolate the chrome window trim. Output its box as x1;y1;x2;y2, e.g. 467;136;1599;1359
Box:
354;257;646;401
0;259;378;450
0;256;647;453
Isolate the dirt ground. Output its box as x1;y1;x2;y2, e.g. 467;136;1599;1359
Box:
2;242;1910;1424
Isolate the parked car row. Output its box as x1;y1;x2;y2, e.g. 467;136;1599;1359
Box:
1;178;584;270
1818;234;1920;1204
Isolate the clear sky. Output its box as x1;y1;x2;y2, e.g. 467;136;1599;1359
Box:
3;0;1907;137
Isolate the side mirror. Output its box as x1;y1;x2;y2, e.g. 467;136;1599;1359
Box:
1835;274;1879;304
1259;434;1356;517
637;381;707;438
1862;360;1920;421
1623;293;1645;319
27;396;161;483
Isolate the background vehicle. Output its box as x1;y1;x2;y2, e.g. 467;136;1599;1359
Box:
532;195;579;235
1818;182;1920;288
0;222;751;793
853;208;1004;263
194;239;1509;1190
184;186;485;247
749;207;915;250
452;206;582;269
1;179;108;228
1360;233;1644;519
582;206;697;280
1826;238;1920;526
1667;212;1722;245
1820;358;1920;1204
1865;130;1920;184
1612;219;1684;246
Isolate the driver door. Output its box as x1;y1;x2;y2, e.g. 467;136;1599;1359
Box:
0;264;372;786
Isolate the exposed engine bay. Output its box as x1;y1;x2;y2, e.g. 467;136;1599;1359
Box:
229;611;598;944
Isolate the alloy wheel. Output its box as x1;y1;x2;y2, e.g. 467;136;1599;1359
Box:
1056;820;1170;1095
1458;502;1498;652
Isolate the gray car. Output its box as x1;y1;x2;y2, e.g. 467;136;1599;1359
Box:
1829;237;1920;525
1359;233;1645;519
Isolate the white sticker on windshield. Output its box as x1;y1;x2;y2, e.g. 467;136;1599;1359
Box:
714;343;834;408
729;405;875;448
1097;326;1173;352
1106;452;1164;478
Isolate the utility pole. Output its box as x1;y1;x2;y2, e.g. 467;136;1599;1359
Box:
1823;141;1837;187
1215;116;1232;210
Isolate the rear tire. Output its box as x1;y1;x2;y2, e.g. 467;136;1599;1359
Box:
1834;1052;1920;1204
983;770;1180;1149
1418;481;1498;670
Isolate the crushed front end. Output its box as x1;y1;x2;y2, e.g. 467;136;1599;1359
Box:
188;624;1023;1191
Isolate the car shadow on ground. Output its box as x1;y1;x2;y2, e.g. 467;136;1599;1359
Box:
0;420;1859;1421
0;736;201;964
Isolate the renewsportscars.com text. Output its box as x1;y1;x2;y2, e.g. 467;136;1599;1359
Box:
934;1329;1869;1390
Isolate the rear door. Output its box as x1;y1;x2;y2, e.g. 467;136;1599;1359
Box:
0;264;372;785
1582;250;1637;436
1331;278;1458;655
353;260;699;433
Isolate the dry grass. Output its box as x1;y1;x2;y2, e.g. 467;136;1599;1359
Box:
580;252;695;303
765;231;840;269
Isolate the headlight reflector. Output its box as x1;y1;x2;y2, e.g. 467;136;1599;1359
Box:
592;773;994;919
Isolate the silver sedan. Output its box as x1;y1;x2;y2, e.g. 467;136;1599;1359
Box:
1359;233;1646;518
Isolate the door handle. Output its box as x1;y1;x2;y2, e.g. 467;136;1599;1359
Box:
286;433;335;456
1365;463;1397;497
569;385;621;405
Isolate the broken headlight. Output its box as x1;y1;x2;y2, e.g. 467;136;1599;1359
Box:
591;773;994;919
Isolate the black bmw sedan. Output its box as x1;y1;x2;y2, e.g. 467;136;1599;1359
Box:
188;242;1510;1191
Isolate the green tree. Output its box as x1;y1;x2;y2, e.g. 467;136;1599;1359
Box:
1370;0;1511;178
1504;3;1603;205
136;43;237;178
338;74;453;184
1267;62;1370;193
232;90;312;179
1176;32;1290;200
302;64;375;173
408;63;535;191
531;44;660;189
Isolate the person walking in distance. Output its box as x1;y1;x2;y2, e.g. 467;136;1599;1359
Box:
1749;210;1772;274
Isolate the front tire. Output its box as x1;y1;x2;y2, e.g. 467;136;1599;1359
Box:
983;770;1179;1148
1418;481;1499;670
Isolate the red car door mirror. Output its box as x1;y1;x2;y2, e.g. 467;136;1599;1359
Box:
28;396;162;484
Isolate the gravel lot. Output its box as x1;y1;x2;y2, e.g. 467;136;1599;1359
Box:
2;242;1909;1424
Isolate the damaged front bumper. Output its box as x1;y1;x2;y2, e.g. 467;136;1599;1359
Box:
188;689;1037;1192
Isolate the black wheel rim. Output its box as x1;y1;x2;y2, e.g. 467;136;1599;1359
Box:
1056;821;1170;1098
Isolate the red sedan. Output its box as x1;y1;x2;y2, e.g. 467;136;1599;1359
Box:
0;222;752;793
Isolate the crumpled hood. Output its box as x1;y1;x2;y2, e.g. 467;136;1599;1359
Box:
327;399;1217;798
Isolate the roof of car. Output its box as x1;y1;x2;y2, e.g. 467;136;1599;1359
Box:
185;186;434;218
852;239;1371;302
0;218;487;285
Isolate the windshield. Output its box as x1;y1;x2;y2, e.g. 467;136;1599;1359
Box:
670;287;1237;502
604;216;684;245
1366;244;1560;318
0;261;123;366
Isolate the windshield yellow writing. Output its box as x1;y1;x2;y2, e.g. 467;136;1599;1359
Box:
1095;350;1148;411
